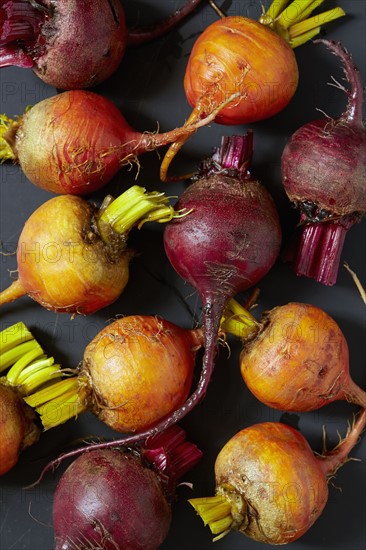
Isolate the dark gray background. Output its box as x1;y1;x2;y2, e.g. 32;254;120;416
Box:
0;1;365;549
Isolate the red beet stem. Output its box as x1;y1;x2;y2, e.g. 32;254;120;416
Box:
318;408;366;476
127;0;203;46
142;424;203;481
0;0;45;67
213;132;253;174
290;213;357;286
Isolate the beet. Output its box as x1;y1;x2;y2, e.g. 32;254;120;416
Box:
189;409;366;544
159;0;345;181
281;40;366;285
53;425;202;550
25;315;204;433
0;186;188;314
0;89;233;194
162;132;281;424
222;299;366;411
0;0;204;89
0;384;39;475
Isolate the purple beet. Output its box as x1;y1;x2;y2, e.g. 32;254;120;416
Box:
162;131;282;423
0;0;203;89
53;425;202;550
281;40;366;285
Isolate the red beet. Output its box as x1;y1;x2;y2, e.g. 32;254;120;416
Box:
0;0;204;89
53;425;202;550
161;133;281;428
281;40;366;286
0;89;232;194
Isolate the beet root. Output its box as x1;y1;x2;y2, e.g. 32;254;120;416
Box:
0;0;204;89
189;409;366;544
53;425;202;550
53;450;172;550
238;302;366;411
281;40;366;285
0;384;39;475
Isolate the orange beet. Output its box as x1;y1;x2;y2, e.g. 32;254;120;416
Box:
189;410;366;544
0;195;130;315
184;16;298;126
81;316;204;432
0;384;39;475
239;302;366;411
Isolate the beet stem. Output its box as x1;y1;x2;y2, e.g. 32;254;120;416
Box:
220;298;259;340
142;424;203;481
1;339;41;373
261;0;345;48
212;132;253;175
6;343;44;385
97;185;184;241
188;495;233;540
0;0;45;67
0;321;33;356
0;114;17;160
292;218;355;286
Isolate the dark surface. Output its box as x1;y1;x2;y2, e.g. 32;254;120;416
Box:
0;1;365;549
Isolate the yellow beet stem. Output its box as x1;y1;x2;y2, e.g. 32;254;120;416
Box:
220;298;260;340
97;185;184;241
21;367;63;395
263;0;345;47
36;386;88;430
277;0;324;28
17;359;63;394
0;339;42;373
263;0;291;22
189;495;233;538
24;377;89;429
0;321;33;355
289;8;346;39
24;377;79;408
16;357;55;385
6;345;45;385
289;26;321;48
0;114;16;161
